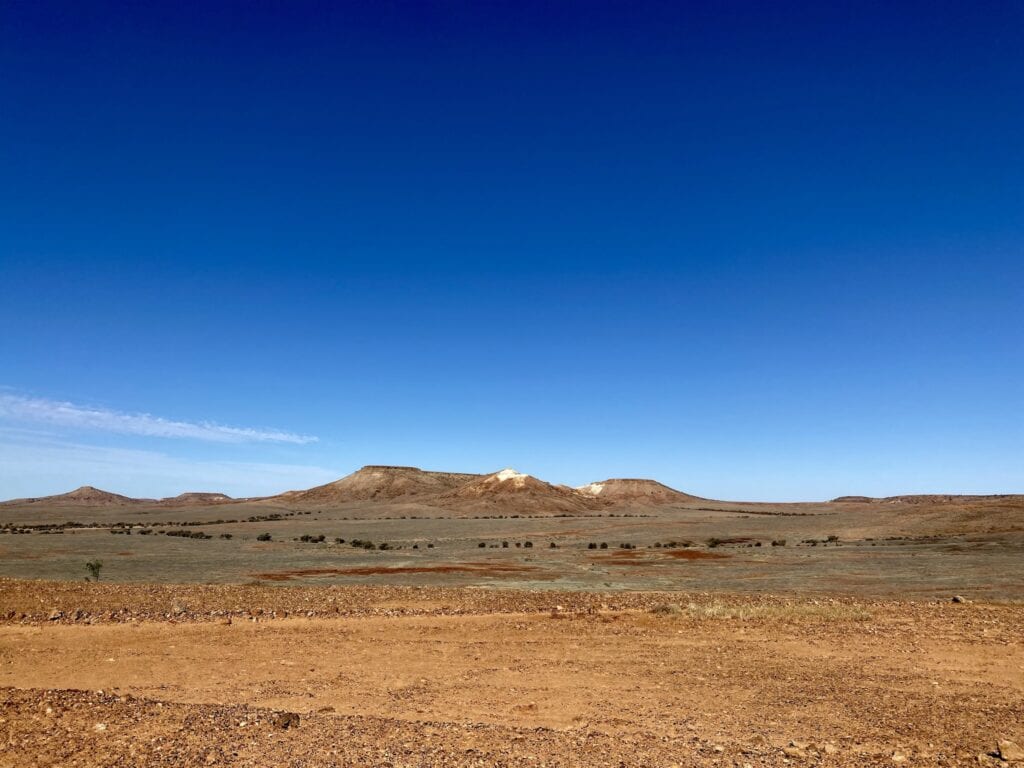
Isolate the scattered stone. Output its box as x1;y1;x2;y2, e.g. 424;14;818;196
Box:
952;595;967;603
273;712;300;729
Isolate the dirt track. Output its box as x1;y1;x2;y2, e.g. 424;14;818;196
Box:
1;582;1022;766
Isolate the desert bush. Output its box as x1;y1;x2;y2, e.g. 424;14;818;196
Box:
549;542;557;548
502;541;509;548
257;533;272;542
427;543;434;548
599;542;608;549
85;560;103;581
772;539;786;546
588;542;597;549
219;533;233;539
827;534;839;542
478;542;486;548
706;537;723;548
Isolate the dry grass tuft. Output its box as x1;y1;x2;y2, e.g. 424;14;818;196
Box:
678;601;872;622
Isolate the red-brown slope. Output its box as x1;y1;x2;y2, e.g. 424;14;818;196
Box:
286;465;483;504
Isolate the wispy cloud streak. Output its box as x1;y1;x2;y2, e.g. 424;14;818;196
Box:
0;394;317;445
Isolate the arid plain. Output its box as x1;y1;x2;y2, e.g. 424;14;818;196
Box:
2;466;1022;766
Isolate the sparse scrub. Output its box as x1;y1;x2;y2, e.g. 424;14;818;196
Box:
682;601;871;622
256;533;272;542
85;560;103;581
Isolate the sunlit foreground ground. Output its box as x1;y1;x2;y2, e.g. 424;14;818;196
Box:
1;580;1022;767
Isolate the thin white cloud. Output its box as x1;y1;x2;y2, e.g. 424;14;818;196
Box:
0;433;338;499
0;393;317;445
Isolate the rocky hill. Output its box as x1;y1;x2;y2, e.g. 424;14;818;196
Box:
286;465;483;504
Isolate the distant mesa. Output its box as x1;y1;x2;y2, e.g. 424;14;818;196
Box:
575;478;700;505
285;465;483;504
0;467;707;513
161;492;233;505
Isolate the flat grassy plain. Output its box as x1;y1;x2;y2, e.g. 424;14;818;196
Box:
1;495;1022;597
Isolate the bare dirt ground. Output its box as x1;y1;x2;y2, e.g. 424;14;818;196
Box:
1;581;1023;767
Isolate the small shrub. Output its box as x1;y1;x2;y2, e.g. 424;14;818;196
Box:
85;559;103;581
706;537;723;548
502;541;509;548
599;542;608;549
549;542;557;548
771;539;786;546
219;533;233;540
524;541;533;548
478;542;486;548
257;533;272;542
587;542;597;549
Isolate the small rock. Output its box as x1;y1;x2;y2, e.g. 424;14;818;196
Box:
47;610;63;621
999;740;1024;762
783;746;806;758
273;712;300;729
822;743;838;755
892;751;907;763
952;595;967;603
93;723;107;732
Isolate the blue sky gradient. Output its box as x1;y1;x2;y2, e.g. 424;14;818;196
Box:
1;1;1022;500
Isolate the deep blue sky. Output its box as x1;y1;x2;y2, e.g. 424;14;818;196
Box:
1;1;1022;500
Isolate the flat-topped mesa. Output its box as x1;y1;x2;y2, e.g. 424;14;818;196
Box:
575;478;699;505
287;465;484;503
161;492;233;505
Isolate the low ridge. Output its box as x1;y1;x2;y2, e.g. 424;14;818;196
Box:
576;478;700;505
